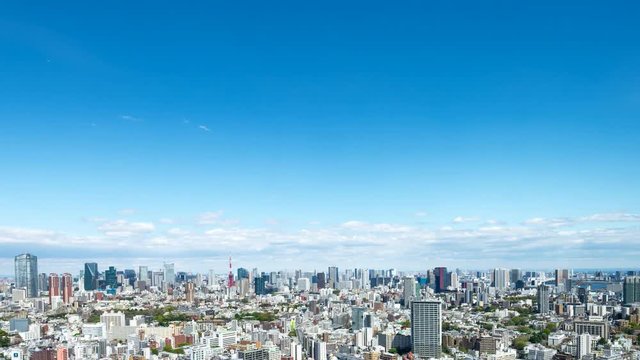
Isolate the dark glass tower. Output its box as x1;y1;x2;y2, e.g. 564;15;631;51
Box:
84;262;99;291
15;253;38;297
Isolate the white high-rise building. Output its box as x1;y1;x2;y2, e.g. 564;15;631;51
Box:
297;278;310;292
138;266;149;282
291;342;303;360
403;277;417;308
577;333;592;359
164;263;175;287
313;341;327;360
493;268;509;291
411;300;442;359
100;311;126;332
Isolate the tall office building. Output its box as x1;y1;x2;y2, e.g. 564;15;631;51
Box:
493;268;509;291
48;273;60;304
105;266;117;288
403;276;417;308
138;266;149;283
411;300;442;359
352;307;366;331
623;276;640;304
510;269;523;284
537;285;551;314
237;267;250;280
38;272;48;293
84;262;99;291
578;287;588;306
317;272;326;289
185;282;195;303
328;266;339;287
555;269;569;288
254;276;267;295
164;263;175;288
577;333;592;359
152;271;164;287
61;273;73;304
15;253;38;298
434;267;448;293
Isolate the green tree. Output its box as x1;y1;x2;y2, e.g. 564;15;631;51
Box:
512;336;528;351
529;332;545;344
0;330;10;348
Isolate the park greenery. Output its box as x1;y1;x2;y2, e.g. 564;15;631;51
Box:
233;312;277;322
0;330;10;348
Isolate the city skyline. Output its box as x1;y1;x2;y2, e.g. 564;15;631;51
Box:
2;253;639;278
1;1;640;272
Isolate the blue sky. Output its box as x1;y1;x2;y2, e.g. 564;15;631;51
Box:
1;1;639;273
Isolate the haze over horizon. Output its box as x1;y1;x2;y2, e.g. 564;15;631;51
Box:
1;1;639;273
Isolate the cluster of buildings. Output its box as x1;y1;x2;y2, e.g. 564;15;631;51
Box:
2;253;640;360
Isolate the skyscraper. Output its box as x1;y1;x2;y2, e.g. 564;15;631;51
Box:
555;269;569;288
48;273;60;304
352;307;366;331
328;266;339;287
509;269;523;284
138;266;149;283
403;276;417;308
537;284;551;314
61;273;73;304
15;253;38;298
164;263;175;288
577;333;592;359
578;287;588;306
237;267;250;280
84;262;99;291
411;300;442;359
254;276;267;295
434;267;448;293
38;272;48;293
185;282;195;303
493;268;509;291
105;266;117;288
317;272;326;289
623;276;640;304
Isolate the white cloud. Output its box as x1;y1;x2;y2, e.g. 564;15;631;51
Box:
197;211;224;225
2;211;640;270
167;228;190;236
523;217;573;227
198;125;211;132
453;216;479;223
0;226;57;243
98;220;155;237
120;114;142;122
580;213;640;222
341;220;368;229
118;208;136;216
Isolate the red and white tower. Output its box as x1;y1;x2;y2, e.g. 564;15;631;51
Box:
228;256;235;287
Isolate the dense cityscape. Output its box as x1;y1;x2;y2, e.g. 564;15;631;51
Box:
1;253;639;360
2;1;639;360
